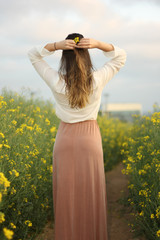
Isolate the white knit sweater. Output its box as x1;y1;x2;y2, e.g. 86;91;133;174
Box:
27;44;127;123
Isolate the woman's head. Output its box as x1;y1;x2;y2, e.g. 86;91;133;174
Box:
58;33;94;109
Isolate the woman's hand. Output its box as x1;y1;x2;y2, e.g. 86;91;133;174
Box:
44;38;114;52
75;38;114;52
56;40;77;50
75;38;98;49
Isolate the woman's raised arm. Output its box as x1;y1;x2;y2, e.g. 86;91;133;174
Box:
27;44;58;91
44;39;77;51
75;38;114;52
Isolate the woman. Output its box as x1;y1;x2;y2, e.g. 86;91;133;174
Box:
28;33;127;240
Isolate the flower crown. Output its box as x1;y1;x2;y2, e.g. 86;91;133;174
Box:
74;37;80;45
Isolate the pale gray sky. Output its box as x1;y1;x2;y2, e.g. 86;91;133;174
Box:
0;0;160;114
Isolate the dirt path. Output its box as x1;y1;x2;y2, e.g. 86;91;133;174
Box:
105;162;146;240
35;162;146;240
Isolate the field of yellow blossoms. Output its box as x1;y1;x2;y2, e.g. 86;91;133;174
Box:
121;105;160;239
0;88;159;239
97;114;131;171
0;89;59;240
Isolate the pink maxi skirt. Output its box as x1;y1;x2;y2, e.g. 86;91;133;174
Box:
52;119;108;240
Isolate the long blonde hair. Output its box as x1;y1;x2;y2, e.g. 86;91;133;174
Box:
58;33;94;109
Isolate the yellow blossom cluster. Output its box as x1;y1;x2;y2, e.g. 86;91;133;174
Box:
0;90;58;239
97;115;131;170
120;108;160;239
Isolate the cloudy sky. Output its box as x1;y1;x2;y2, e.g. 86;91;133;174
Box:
0;0;160;114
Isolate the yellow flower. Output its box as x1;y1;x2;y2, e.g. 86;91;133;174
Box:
10;223;16;229
3;227;14;239
7;109;16;112
45;118;50;125
127;156;135;163
121;149;125;154
28;118;34;125
156;207;160;218
0;172;11;188
0;100;7;109
12;169;19;177
144;164;151;170
36;106;40;112
11;187;16;195
138;169;147;175
157;230;160;237
15;128;23;134
121;169;126;174
74;37;80;44
27;126;33;131
0;212;5;223
3;144;11;149
34;124;42;133
139;211;144;216
142;182;148;187
136;152;142;160
31;184;36;191
128;184;134;189
150;214;154;219
41;158;46;164
139;190;148;198
143;135;150;141
50;126;56;133
11;120;17;125
0;132;5;138
139;202;144;207
24;220;32;227
122;142;128;147
124;163;133;174
50;165;53;173
0;192;2;202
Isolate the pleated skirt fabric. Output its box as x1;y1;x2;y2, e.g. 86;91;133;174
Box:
52;119;108;240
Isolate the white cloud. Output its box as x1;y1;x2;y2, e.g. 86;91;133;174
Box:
108;0;160;6
0;0;160;112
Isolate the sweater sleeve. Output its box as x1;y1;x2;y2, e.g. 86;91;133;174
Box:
93;44;127;89
27;44;59;91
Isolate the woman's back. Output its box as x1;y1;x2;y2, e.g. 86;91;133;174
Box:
27;39;126;123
